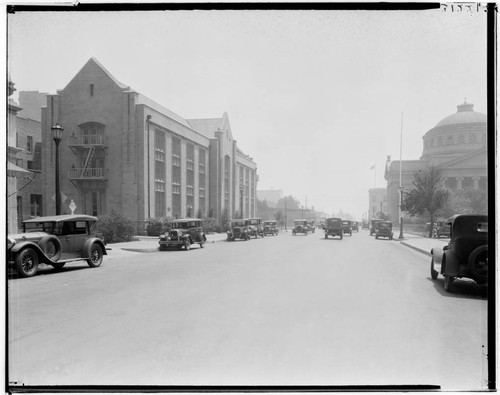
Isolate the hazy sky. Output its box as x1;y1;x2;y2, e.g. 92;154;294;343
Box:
7;7;487;219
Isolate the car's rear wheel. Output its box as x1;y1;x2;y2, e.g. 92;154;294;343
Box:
159;245;167;251
430;257;438;280
16;248;39;277
443;274;454;292
87;244;103;267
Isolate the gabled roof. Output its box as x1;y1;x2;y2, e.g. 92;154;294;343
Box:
63;57;129;91
186;118;224;138
136;93;192;129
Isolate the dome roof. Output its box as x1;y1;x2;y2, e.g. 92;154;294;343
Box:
434;101;486;128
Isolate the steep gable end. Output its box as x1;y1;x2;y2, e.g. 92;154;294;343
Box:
62;57;129;93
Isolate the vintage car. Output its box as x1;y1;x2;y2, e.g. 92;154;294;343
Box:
248;218;265;238
263;220;278;236
362;220;369;230
433;221;451;238
341;220;352;236
292;219;309;236
430;214;488;292
375;221;393;240
158;218;207;251
7;214;106;278
227;219;251;241
307;221;316;233
351;221;359;232
324;217;343;239
369;219;384;236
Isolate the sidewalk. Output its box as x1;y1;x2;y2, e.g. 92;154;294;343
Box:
105;232;228;260
396;232;449;256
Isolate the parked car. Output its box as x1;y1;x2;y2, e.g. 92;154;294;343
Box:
7;214;106;278
351;221;359;232
369;219;384;236
430;214;488;292
324;217;343;239
249;218;264;238
227;219;251;241
375;221;393;240
433;221;451;238
263;220;278;236
158;218;207;251
292;219;309;236
362;220;369;230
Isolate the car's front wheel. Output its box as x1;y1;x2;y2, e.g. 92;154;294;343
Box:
430;257;438;280
16;248;39;277
184;239;191;250
87;244;103;267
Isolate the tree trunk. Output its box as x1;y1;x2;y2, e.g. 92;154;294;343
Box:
428;213;434;238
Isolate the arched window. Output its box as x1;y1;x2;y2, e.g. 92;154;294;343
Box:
458;134;465;144
446;136;454;145
79;122;105;145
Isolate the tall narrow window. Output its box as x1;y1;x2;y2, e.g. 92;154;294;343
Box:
172;137;181;218
198;148;206;215
154;128;166;217
27;136;33;154
90;84;94;96
186;144;194;215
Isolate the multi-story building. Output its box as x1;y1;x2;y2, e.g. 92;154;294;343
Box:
384;101;487;221
39;57;257;232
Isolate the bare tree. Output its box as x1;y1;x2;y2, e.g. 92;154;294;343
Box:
402;167;450;237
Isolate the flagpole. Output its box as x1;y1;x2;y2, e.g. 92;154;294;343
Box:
398;112;404;240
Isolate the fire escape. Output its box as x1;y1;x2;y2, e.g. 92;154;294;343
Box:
68;129;107;186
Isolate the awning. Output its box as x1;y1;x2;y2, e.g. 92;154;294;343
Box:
7;162;33;178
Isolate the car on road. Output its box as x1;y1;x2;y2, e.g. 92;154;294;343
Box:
292;219;309;236
362;220;369;230
369;219;384;236
375;221;393;240
158;218;207;251
307;221;316;233
263;220;278;236
351;221;359;232
227;219;251;241
430;214;488;292
7;214;106;278
324;217;343;239
249;218;265;238
432;221;451;238
341;220;352;236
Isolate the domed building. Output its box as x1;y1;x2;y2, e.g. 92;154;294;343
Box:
384;100;487;222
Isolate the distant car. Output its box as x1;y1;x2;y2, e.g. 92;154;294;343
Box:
227;219;251;241
263;220;278;236
7;214;106;278
362;221;369;230
249;218;264;238
431;214;488;292
341;220;352;236
370;219;384;236
158;218;207;251
375;221;393;240
324;217;343;239
351;221;359;232
433;221;451;238
292;219;309;236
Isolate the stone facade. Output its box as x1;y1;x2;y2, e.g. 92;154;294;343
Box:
39;58;257;233
384;101;487;222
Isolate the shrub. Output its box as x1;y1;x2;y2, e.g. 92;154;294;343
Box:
96;210;135;244
146;217;171;236
203;217;218;233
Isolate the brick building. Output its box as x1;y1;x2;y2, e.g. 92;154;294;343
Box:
40;58;257;232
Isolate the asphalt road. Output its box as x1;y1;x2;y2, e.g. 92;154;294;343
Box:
7;230;488;389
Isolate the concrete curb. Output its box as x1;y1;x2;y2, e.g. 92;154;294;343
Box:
400;241;431;256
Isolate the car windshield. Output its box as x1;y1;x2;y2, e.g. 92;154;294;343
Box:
295;221;307;225
264;222;275;225
171;222;190;229
233;221;246;226
327;219;340;225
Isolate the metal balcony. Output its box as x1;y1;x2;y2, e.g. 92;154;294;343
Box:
68;135;106;147
68;168;107;180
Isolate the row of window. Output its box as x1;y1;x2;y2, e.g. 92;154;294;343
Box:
424;132;486;148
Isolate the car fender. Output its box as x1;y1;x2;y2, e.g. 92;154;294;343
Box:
10;241;54;264
442;251;459;276
468;245;488;267
82;238;108;258
431;247;443;264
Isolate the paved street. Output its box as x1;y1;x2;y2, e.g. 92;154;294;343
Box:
8;230;488;389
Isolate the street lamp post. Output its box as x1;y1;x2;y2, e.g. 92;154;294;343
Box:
240;184;244;219
51;123;64;215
